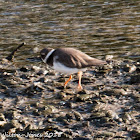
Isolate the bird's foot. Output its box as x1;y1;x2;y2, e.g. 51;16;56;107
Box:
77;84;83;91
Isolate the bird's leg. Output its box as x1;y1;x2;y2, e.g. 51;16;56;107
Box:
77;71;83;90
64;75;72;88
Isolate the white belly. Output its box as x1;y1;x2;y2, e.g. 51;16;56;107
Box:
52;61;86;74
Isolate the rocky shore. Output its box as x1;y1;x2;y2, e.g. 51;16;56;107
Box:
0;57;139;140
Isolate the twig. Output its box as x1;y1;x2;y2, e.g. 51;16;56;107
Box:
6;42;25;61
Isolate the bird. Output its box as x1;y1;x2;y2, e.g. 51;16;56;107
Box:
40;47;106;90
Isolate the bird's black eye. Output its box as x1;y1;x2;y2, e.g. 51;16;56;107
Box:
40;52;46;59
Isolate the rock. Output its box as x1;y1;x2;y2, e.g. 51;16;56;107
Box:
11;119;23;130
129;74;140;84
65;102;76;109
19;67;28;72
20;74;29;79
106;110;119;120
0;113;6;121
89;112;105;120
0;134;6;140
31;65;41;71
32;109;40;116
4;110;19;120
3;122;15;131
41;105;58;115
105;55;114;60
100;117;110;123
101;122;117;128
57;92;67;100
65;113;75;120
130;129;140;139
103;88;127;96
97;131;115;137
77;89;88;94
24;83;44;96
76;94;93;101
73;110;83;121
38;77;48;83
36;69;48;75
56;116;70;125
129;65;137;73
121;112;132;123
122;64;136;73
0;113;6;127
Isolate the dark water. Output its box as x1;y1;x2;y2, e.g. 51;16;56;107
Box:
0;0;140;65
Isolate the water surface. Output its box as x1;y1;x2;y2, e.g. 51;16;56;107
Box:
0;0;140;66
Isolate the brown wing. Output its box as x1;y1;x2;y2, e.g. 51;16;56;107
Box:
54;48;106;68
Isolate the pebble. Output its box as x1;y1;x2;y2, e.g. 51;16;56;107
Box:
106;110;119;120
73;110;83;121
76;94;93;101
0;113;6;127
103;88;128;96
129;74;140;84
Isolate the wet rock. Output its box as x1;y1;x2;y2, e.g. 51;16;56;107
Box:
106;110;119;120
77;89;88;94
65;102;76;109
24;83;44;96
129;74;140;84
122;64;136;73
36;69;48;75
47;71;56;75
103;88;127;96
0;113;6;127
56;116;70;125
41;105;58;115
113;89;127;96
3;122;15;131
0;113;5;121
65;112;75;120
74;137;91;140
0;83;8;89
129;65;137;73
57;92;67;100
75;94;93;101
97;131;115;138
88;100;101;112
20;74;29;79
130;93;140;102
4;110;19;120
81;77;95;84
73;110;83;121
102;64;113;70
11;119;23;130
105;55;114;60
89;112;105;120
32;109;40;116
19;67;28;72
0;134;6;140
101;122;117;128
100;117;110;123
0;103;3;109
129;129;140;139
57;76;66;82
31;65;41;71
121;112;132;123
38;77;48;83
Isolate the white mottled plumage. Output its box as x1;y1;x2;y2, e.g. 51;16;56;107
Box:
53;56;86;74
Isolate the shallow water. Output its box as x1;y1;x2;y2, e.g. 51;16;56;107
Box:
0;0;140;66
